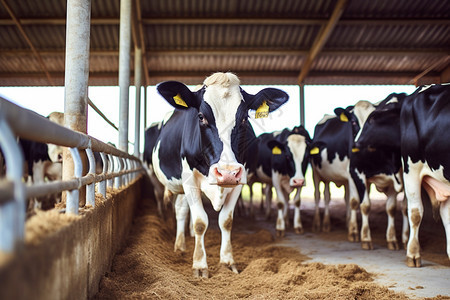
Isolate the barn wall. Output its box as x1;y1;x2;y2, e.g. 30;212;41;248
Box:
0;177;144;300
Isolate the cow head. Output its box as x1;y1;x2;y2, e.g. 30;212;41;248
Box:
157;72;288;187
267;126;311;188
353;101;402;153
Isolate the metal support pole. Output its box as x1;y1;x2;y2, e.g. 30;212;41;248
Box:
134;47;142;157
85;148;95;207
118;0;132;152
66;147;82;215
144;86;148;130
299;84;305;126
114;156;121;189
64;0;91;208
107;154;114;189
98;152;107;198
0;113;25;252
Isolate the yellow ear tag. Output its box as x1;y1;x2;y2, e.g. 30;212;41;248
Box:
310;147;320;155
173;94;188;107
340;112;348;122
352;147;360;153
272;146;282;155
255;101;269;119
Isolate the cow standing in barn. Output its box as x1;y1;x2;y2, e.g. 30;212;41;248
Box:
151;72;288;277
309;100;375;241
252;126;311;236
351;84;450;266
350;93;409;250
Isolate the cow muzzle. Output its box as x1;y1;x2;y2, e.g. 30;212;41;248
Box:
290;178;305;188
209;163;246;187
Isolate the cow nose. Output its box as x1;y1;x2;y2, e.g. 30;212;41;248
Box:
291;178;304;187
213;165;244;187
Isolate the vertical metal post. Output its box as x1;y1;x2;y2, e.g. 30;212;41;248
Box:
299;83;305;126
85;148;95;207
144;86;148;130
0;113;25;252
107;154;114;189
64;0;91;210
134;48;142;157
114;156;121;189
98;152;107;198
67;147;82;215
118;0;132;152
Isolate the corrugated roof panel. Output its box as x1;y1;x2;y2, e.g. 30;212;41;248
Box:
327;24;450;49
23;25;66;49
90;25;119;50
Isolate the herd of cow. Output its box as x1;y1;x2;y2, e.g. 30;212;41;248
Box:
142;72;449;277
1;72;448;278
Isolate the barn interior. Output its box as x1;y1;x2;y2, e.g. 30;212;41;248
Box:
0;0;449;299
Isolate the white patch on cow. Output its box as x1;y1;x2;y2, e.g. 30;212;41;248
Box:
317;114;336;125
313;148;350;185
406;157;450;202
286;134;307;186
162;110;174;125
385;97;399;105
272;170;292;194
353;100;376;130
256;165;272;184
152;141;184;194
203;73;242;166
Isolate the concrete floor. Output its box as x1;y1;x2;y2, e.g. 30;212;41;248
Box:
278;232;450;299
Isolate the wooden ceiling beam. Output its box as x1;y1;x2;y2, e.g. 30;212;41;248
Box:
410;55;450;85
0;17;448;26
297;0;348;84
1;49;448;57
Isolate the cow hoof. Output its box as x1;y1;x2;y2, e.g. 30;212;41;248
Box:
295;227;304;234
361;241;373;250
312;223;321;233
276;230;285;237
193;268;209;278
387;241;399;251
230;264;239;274
406;256;422;268
322;224;331;233
348;233;359;243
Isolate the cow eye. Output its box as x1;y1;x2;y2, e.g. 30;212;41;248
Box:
198;113;208;125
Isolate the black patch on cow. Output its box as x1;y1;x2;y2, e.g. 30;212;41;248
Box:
143;122;162;165
400;84;450;180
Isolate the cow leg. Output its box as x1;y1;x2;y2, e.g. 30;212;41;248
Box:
323;182;331;232
344;184;351;227
440;198;450;261
273;179;287;237
248;183;255;218
218;186;242;274
385;189;399;250
360;186;373;250
174;195;189;252
348;183;360;243
401;195;409;249
283;189;290;228
185;187;209;277
312;171;321;232
404;168;423;267
264;184;273;220
293;188;304;234
260;183;265;212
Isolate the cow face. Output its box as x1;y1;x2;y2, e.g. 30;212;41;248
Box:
267;128;310;188
157;72;288;187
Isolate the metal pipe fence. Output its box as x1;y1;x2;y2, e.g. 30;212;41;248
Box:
0;96;144;253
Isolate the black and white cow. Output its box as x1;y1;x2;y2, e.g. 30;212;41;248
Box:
253;126;311;236
151;72;288;277
350;93;409;250
399;84;450;267
143;121;166;217
309;100;375;240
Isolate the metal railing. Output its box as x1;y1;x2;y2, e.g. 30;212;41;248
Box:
0;96;144;253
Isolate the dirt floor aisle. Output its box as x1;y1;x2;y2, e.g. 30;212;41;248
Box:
93;197;448;300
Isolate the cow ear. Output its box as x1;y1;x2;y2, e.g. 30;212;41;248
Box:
157;81;202;109
242;88;289;113
334;107;351;122
267;140;285;155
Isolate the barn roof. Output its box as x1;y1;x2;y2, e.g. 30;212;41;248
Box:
0;0;449;86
